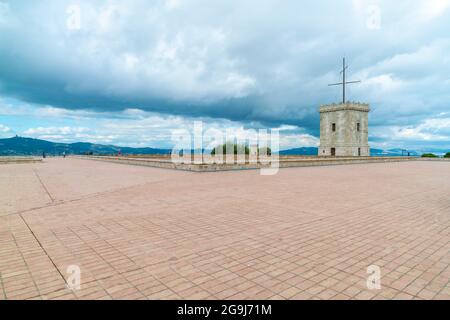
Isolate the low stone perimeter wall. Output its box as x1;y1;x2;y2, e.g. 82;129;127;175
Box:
0;157;43;164
418;158;450;162
76;155;425;172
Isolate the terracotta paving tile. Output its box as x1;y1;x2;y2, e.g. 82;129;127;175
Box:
343;286;361;298
331;293;351;300
253;289;275;300
393;292;415;300
416;289;437;300
279;286;301;299
215;288;240;299
354;290;377;300
290;291;312;300
306;285;326;296
0;159;449;299
315;288;339;300
434;293;450;300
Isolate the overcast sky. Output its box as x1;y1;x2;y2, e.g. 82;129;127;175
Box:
0;0;449;151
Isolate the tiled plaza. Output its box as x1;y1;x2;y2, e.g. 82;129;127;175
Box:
0;158;449;300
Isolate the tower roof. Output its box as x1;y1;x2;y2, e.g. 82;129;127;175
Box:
319;102;370;113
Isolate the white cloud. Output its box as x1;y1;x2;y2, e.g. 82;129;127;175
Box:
165;0;182;10
24;126;89;136
0;1;12;25
0;123;12;138
278;125;299;131
419;0;450;20
22;125;119;144
18;112;319;150
279;134;319;149
363;74;403;92
0;1;450;150
393;127;446;141
372;116;450;145
0;124;10;132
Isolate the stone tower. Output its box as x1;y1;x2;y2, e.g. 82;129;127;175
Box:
318;102;370;157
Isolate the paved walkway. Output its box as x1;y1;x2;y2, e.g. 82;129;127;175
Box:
0;158;448;300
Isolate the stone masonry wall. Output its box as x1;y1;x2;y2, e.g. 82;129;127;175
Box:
319;102;370;156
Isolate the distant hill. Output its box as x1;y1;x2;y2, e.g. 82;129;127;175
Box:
1;136;442;157
279;147;422;156
0;136;171;156
370;148;420;156
279;147;318;155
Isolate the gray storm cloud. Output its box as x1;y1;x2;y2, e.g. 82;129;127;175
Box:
0;0;450;143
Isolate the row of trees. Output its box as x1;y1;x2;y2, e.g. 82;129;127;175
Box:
210;143;272;156
421;152;450;158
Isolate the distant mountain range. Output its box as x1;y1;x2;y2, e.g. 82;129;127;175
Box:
370;148;420;157
0;136;446;157
279;147;318;155
279;147;421;156
0;136;171;156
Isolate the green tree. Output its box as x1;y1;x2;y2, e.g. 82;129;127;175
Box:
211;143;249;155
421;153;438;158
444;152;450;158
258;147;272;156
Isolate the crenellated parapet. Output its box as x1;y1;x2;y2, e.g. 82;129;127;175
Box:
319;102;370;113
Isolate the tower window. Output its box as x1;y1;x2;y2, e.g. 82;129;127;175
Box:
357;123;360;132
332;123;336;132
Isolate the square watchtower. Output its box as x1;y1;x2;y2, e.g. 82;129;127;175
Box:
318;102;370;157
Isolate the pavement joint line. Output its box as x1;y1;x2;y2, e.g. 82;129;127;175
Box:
33;168;54;203
47;228;115;300
53;223;154;300
4;175;183;218
7;218;42;299
3;203;63;218
17;212;69;291
0;270;6;299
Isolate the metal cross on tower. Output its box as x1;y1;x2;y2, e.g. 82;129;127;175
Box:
328;58;361;104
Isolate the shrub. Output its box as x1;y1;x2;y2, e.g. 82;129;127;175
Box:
421;153;438;158
211;143;249;155
258;147;272;156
